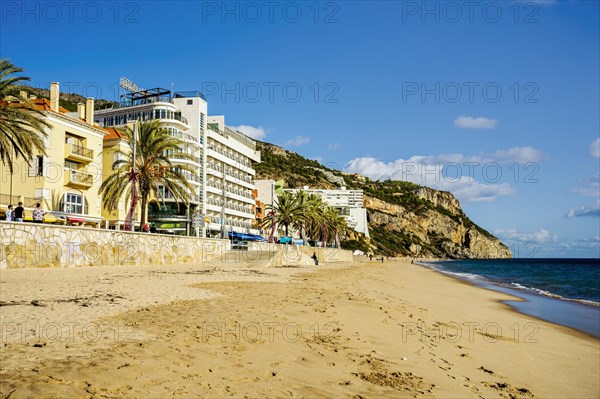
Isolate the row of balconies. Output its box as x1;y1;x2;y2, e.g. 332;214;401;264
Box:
207;143;251;168
206;181;253;199
206;198;253;214
160;191;202;203
206;215;252;229
169;131;200;146
206;162;253;183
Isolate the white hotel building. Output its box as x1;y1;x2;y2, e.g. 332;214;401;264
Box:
95;88;202;234
203;116;261;237
95;86;260;236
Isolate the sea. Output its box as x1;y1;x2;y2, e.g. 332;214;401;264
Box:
417;258;600;338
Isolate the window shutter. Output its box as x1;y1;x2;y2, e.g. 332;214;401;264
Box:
28;157;37;177
42;156;50;177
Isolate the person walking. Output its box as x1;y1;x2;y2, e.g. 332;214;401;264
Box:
33;203;46;223
311;252;319;266
14;202;24;222
5;205;14;221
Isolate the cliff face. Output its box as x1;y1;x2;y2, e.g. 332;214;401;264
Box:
255;141;511;259
365;195;511;259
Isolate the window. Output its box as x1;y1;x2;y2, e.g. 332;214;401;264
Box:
36;156;44;176
187;99;193;105
65;193;84;214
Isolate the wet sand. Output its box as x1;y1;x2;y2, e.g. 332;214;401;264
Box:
1;259;598;398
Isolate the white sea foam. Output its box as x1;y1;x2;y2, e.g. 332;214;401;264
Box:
510;282;600;307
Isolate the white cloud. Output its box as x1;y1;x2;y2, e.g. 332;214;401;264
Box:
556;237;600;252
328;143;341;150
573;175;600;197
454;115;498;129
343;146;544;202
232;125;267;140
344;156;516;203
589;138;600;158
490;146;544;163
495;228;558;243
285;135;310;147
565;201;600;218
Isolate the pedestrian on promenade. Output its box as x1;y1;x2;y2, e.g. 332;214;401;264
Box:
5;205;14;221
33;203;46;223
142;223;149;233
311;252;319;266
14;202;24;222
150;224;157;233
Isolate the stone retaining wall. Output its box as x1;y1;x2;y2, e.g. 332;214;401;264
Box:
247;242;353;265
0;221;229;269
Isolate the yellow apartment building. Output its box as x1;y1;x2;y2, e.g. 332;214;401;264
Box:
0;82;106;225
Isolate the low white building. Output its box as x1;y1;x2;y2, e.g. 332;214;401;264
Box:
281;186;370;238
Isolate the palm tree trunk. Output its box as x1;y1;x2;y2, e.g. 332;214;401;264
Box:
140;195;147;227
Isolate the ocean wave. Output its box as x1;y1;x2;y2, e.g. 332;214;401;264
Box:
416;261;600;307
414;262;487;282
509;282;600;307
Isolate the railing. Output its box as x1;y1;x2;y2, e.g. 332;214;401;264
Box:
173;91;207;101
206;198;252;214
207;181;253;199
206;215;252;229
70;143;93;158
159;192;202;203
206;163;253;183
0;193;20;206
168;152;201;165
68;171;93;185
179;171;201;183
169;131;198;143
171;113;188;125
207;144;252;168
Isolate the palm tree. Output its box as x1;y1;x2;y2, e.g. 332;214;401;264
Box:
321;207;348;247
0;59;49;174
300;193;327;241
262;190;307;237
100;120;198;227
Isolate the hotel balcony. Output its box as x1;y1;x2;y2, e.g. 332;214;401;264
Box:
64;143;94;164
160;191;202;204
64;170;94;189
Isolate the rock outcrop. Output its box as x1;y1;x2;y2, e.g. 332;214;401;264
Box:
255;141;512;259
365;195;511;259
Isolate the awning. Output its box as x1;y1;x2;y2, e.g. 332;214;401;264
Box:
227;232;265;241
67;217;85;223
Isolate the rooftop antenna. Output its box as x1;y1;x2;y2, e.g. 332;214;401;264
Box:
119;77;144;105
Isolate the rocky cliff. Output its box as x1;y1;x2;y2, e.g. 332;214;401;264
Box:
255;141;511;259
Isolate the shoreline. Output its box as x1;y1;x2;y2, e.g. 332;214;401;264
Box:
414;260;600;339
1;259;598;398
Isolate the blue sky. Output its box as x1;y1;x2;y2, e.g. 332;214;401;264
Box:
1;0;598;257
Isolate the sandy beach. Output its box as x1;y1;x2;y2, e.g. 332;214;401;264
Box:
1;258;598;398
